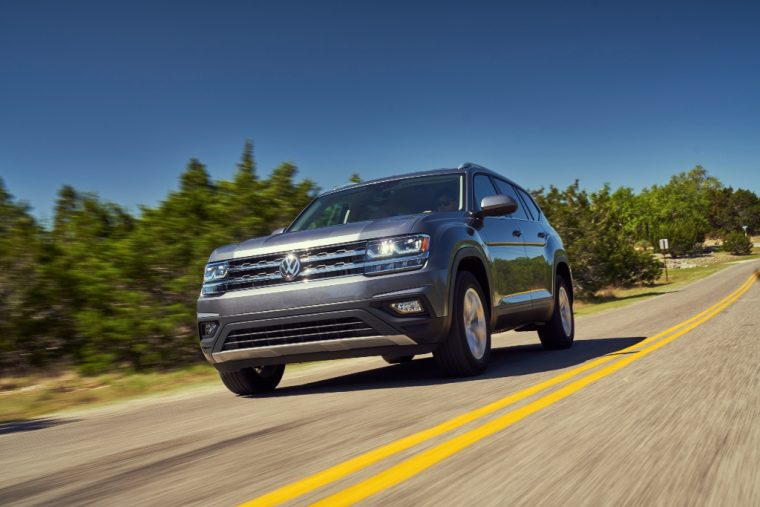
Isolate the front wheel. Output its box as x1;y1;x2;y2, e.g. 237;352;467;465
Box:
434;271;491;376
538;275;574;349
219;364;285;395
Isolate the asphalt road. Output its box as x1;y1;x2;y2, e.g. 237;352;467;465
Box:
2;260;759;507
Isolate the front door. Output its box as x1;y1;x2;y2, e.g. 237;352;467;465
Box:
473;174;533;329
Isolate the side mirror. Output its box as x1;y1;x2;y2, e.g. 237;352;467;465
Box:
271;227;285;235
477;194;518;217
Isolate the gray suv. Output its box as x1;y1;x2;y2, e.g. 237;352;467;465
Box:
198;163;574;394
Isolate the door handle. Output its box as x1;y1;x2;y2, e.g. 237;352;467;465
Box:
512;230;522;237
537;231;547;239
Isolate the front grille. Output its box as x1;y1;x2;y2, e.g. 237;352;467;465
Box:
222;317;377;351
222;241;367;292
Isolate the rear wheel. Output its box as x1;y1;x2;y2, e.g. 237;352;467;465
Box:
538;275;574;349
434;271;491;376
219;364;285;395
382;355;414;364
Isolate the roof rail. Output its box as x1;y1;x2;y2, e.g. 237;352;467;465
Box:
457;162;486;170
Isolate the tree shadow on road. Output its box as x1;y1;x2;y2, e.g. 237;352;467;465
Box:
263;336;646;398
0;418;77;436
581;290;678;305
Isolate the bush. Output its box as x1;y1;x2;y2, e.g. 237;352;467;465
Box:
723;232;752;255
658;222;705;257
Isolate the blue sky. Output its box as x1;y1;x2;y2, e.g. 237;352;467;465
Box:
2;0;759;222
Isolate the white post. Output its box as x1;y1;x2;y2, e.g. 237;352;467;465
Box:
659;238;669;282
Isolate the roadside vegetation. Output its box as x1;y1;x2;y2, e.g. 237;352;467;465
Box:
2;141;759;419
0;364;218;423
574;248;760;316
532;167;760;298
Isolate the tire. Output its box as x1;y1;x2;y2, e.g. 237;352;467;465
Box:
538;275;575;349
434;271;491;376
382;354;414;364
219;364;285;395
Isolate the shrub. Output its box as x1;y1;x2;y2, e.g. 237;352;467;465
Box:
723;232;752;255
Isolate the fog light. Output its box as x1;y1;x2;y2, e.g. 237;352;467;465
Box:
390;300;424;315
200;321;219;338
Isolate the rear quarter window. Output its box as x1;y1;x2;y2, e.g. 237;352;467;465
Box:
516;187;541;221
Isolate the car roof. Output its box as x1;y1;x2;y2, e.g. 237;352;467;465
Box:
320;163;524;196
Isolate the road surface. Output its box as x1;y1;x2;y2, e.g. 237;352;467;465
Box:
1;260;759;506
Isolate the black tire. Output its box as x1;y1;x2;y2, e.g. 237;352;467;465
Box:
538;275;575;350
219;364;285;395
382;354;414;364
434;271;491;376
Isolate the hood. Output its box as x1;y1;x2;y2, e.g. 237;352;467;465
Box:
208;214;424;261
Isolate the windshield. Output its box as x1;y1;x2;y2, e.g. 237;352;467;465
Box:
289;174;463;232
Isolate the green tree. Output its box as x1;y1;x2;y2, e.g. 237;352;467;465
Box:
220;140;265;240
640;166;718;257
258;162;318;231
0;179;55;370
533;181;661;298
36;185;137;371
2;146;321;373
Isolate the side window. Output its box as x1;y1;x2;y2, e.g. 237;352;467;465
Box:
492;179;529;220
516;187;541;221
473;174;497;211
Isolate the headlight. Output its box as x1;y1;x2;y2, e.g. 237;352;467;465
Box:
203;261;229;282
366;235;430;259
365;234;430;275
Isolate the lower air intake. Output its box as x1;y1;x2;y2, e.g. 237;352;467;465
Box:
222;317;377;351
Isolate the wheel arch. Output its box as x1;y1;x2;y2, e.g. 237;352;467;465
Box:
554;257;573;303
450;246;494;327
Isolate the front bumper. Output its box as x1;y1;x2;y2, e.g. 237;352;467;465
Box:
197;268;450;371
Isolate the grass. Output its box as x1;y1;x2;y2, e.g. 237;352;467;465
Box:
1;360;322;424
0;364;220;423
3;247;758;423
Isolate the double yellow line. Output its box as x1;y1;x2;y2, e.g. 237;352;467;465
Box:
243;271;759;507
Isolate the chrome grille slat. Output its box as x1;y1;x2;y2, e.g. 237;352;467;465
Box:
228;259;283;273
301;261;364;276
226;272;283;284
300;248;366;264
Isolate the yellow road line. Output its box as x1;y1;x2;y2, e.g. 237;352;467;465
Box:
312;272;758;506
241;271;758;507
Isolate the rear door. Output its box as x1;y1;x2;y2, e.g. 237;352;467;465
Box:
513;185;554;315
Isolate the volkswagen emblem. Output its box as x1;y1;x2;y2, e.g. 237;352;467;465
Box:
279;253;301;280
